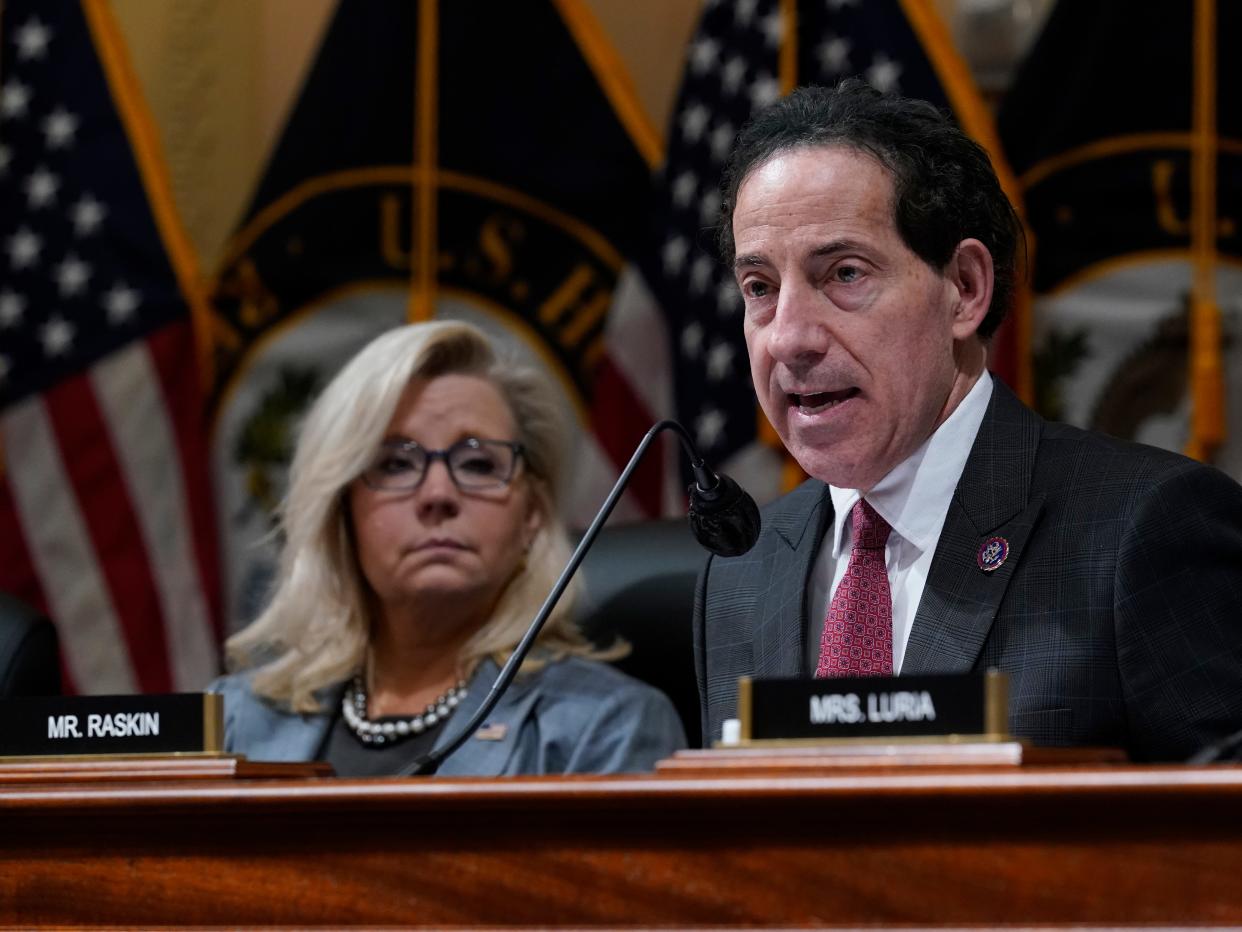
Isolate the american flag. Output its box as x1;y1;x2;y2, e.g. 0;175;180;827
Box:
0;0;221;693
650;0;1022;500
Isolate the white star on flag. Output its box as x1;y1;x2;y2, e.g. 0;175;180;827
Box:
709;122;735;163
689;36;720;75
749;74;780;109
24;167;59;208
716;279;743;316
72;195;107;236
818;36;852;74
43;108;80;149
7;227;42;268
681;321;705;358
867;53;903;93
103;283;141;323
0;290;26;327
672;171;698;207
662;235;689;275
706;341;736;381
40;315;75;356
680;102;710;143
760;10;784;47
695;407;727;448
15;17;53;61
734;0;759;28
55;254;92;296
722;57;748;95
699;189;722;225
689;254;715;295
1;80;32;119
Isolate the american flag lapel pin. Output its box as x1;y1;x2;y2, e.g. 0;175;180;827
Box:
475;723;508;741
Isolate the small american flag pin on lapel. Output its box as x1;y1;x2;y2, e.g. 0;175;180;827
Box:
475;723;508;741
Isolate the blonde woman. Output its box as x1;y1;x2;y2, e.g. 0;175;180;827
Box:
211;322;685;776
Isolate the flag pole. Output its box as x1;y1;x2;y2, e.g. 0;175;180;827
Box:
1186;0;1223;462
410;0;439;322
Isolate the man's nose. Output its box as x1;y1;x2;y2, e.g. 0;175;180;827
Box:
765;283;831;365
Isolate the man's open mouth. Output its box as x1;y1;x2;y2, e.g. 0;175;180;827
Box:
790;388;860;412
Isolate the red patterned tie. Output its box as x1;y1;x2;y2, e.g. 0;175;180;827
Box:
815;499;893;678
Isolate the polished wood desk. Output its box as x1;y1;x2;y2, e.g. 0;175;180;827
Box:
1;751;1240;928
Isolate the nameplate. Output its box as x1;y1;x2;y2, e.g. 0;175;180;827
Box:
0;693;223;757
737;670;1008;744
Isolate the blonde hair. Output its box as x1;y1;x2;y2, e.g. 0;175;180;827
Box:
227;321;607;712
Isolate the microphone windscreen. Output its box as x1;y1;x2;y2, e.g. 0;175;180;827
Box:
688;474;761;556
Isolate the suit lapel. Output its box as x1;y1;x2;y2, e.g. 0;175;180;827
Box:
433;658;537;776
903;380;1046;674
752;481;833;677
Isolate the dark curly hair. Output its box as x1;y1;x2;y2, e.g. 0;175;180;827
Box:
718;79;1023;339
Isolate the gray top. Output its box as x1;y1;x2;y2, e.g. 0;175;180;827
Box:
210;655;687;777
319;707;447;777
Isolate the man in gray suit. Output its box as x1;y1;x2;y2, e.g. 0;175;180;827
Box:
694;80;1242;762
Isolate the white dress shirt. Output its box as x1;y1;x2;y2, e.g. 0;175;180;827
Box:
806;372;994;674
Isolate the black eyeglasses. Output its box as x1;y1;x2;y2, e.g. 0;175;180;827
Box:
362;438;526;491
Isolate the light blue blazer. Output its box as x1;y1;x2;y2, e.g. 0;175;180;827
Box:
209;656;686;776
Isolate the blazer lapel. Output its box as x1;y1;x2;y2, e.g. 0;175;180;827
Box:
903;380;1046;674
752;481;833;677
432;658;538;776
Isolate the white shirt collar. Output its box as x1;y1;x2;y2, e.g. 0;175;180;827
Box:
828;371;993;558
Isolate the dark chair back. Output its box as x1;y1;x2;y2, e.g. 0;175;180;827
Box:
0;592;63;697
575;520;705;747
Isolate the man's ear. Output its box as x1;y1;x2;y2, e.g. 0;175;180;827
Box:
947;238;994;340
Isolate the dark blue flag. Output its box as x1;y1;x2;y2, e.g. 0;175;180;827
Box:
209;0;677;628
998;0;1240;468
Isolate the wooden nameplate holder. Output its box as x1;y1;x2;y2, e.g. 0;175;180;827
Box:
0;692;334;782
661;670;1128;774
657;741;1127;775
0;755;333;784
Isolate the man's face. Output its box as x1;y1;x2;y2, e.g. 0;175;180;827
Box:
734;145;976;491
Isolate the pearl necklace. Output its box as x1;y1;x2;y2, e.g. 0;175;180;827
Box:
341;674;468;746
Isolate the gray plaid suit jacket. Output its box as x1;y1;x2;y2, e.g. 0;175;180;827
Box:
693;380;1242;762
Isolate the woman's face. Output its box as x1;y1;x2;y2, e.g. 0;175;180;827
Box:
348;373;542;630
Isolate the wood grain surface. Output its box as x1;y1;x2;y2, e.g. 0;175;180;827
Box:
1;762;1241;927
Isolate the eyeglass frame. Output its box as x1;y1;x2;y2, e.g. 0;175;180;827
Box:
360;437;527;492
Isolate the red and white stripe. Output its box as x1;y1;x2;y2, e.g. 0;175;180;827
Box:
584;265;679;522
0;320;221;694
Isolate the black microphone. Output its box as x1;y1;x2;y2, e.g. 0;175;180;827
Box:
687;463;762;557
399;419;759;776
